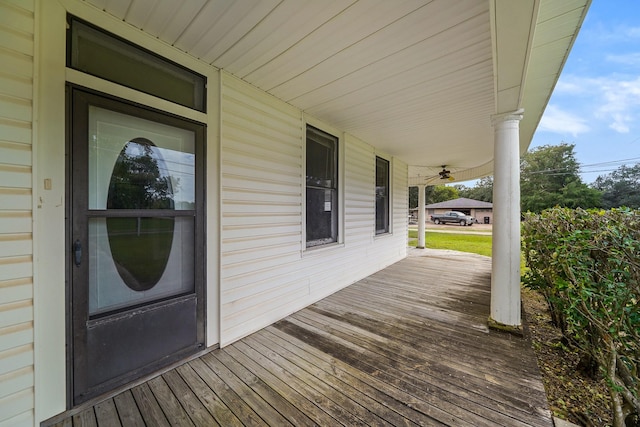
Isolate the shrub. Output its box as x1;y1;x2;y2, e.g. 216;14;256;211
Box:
522;207;640;427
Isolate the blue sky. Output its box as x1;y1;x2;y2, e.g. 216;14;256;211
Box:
530;0;640;183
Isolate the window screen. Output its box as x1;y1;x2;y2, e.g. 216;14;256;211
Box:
306;126;338;248
375;156;390;234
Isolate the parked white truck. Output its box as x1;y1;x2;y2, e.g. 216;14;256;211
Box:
430;211;475;226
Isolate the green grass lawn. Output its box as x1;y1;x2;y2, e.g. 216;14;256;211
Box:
408;230;529;272
107;217;174;290
408;230;492;257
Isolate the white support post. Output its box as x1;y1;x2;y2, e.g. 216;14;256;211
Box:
490;109;524;330
417;184;426;249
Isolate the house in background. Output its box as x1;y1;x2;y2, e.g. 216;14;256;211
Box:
424;197;494;224
0;0;589;425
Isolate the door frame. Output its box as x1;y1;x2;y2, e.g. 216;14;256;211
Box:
66;84;207;406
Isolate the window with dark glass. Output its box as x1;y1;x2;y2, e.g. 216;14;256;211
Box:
376;156;390;235
68;17;206;112
306;126;338;248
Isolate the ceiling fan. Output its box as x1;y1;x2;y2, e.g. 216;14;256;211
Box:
439;166;454;181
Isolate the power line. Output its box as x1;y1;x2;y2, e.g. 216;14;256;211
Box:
539;168;632;177
581;157;640;168
525;157;640;177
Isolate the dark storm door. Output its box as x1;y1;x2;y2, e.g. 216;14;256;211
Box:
69;87;205;405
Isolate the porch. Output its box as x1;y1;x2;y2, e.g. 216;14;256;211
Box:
45;250;551;427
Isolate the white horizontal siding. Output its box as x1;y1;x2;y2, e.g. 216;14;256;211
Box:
393;159;409;230
0;0;34;425
0;388;34;427
220;73;304;343
220;74;408;345
344;135;375;241
382;158;409;266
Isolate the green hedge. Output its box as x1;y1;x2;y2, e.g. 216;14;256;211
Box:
522;207;640;426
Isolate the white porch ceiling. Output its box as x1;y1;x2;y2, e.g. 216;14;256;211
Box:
83;0;590;184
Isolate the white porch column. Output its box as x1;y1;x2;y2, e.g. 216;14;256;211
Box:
417;184;426;249
490;109;524;329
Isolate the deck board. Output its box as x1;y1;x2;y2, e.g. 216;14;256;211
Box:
174;363;244;427
71;408;97;427
112;391;145;427
241;334;411;426
93;400;121;427
43;250;553;427
129;383;171;427
147;376;195;426
257;327;434;426
200;352;294;426
161;370;219;426
225;342;364;426
187;358;265;426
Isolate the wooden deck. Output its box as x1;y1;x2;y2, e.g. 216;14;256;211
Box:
45;249;552;426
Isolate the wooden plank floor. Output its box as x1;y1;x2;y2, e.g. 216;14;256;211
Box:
45;249;553;426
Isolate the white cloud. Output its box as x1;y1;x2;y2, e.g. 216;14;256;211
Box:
606;52;640;65
584;23;640;43
554;80;586;94
539;104;590;137
550;75;640;134
595;76;640;133
627;26;640;38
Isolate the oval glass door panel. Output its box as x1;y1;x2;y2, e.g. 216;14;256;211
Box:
107;138;174;210
88;106;195;315
105;217;174;291
107;139;174;291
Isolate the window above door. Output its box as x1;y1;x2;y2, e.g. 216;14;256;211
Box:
67;16;206;112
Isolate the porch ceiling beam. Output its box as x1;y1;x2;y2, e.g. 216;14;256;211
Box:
490;0;539;116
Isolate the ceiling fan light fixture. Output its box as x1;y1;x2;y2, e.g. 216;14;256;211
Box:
439;166;451;180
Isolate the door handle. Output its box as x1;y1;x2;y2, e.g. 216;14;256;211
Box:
73;239;82;267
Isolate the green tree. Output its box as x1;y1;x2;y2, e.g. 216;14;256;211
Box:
456;176;493;202
520;143;601;212
108;139;173;209
408;186;418;209
408;185;458;208
431;185;458;203
522;208;640;427
592;164;640;209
